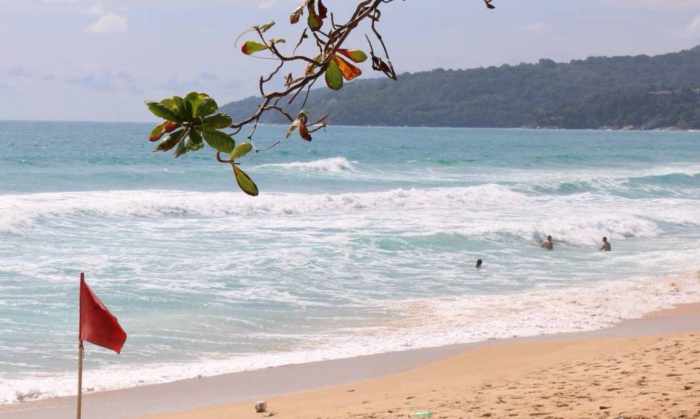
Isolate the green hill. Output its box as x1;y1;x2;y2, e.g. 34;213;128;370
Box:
222;46;700;130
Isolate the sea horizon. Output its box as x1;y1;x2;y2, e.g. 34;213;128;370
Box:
2;119;699;133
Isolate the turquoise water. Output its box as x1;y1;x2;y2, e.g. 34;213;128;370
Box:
1;121;700;403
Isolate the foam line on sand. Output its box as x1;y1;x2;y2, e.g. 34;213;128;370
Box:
3;303;700;419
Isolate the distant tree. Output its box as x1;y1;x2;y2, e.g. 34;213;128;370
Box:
220;44;700;132
144;0;497;195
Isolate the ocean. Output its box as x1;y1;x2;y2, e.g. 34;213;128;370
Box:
1;121;700;404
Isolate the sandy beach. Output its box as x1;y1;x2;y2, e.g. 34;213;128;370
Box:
1;303;698;419
146;308;700;419
150;336;700;419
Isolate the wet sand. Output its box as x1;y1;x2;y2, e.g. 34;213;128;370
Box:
3;304;700;419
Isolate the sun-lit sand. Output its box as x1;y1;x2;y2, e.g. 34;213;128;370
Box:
146;310;700;419
3;304;700;419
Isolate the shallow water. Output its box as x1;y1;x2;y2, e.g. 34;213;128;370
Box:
1;122;699;404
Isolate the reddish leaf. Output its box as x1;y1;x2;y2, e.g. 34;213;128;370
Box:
334;56;362;81
372;56;397;80
318;0;328;19
338;49;368;63
298;119;312;141
149;122;167;142
290;5;304;24
164;121;179;133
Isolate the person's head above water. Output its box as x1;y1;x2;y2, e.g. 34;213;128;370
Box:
547;235;552;241
603;237;608;242
476;259;483;269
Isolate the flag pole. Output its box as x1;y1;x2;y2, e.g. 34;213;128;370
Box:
77;272;84;419
77;341;84;419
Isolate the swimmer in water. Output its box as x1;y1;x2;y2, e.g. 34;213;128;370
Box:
476;259;483;269
541;235;554;250
600;236;611;252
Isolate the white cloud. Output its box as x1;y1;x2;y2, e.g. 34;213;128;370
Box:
687;15;700;36
85;12;127;33
85;2;105;16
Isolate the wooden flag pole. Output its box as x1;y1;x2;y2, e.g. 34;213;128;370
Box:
76;341;84;419
77;272;84;419
75;271;127;419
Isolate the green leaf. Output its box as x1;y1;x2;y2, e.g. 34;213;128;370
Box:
338;49;368;63
241;41;268;55
185;92;204;117
171;96;191;120
231;142;253;160
307;11;322;31
159;97;189;121
146;102;180;122
233;165;259;196
255;21;275;33
185;137;204;152
182;97;194;119
203;114;233;129
185;92;217;118
325;59;343;90
160;98;178;112
195;98;218;118
202;128;235;153
174;139;188;158
185;91;201;104
156;129;186;152
189;128;203;146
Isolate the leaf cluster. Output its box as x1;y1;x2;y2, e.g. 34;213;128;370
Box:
145;1;497;196
147;93;258;196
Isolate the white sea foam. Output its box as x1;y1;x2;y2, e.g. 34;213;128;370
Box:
1;187;699;247
4;126;700;408
2;182;700;406
2;271;699;406
256;157;357;173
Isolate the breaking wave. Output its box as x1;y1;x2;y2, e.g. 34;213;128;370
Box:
1;186;699;246
256;157;357;173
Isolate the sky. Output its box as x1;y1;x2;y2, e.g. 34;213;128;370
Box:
2;0;700;122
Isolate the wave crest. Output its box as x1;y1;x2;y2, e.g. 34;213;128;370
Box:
1;186;699;247
256;157;356;173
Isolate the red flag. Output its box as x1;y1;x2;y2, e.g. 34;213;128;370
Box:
79;273;127;353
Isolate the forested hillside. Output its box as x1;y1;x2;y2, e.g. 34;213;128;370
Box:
223;46;700;129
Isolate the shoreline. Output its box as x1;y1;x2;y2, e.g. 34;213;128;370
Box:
2;270;695;409
3;302;700;419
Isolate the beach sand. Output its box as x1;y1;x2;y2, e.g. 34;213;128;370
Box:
149;333;700;419
3;305;700;419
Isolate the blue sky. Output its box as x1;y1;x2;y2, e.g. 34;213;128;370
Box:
2;0;700;122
